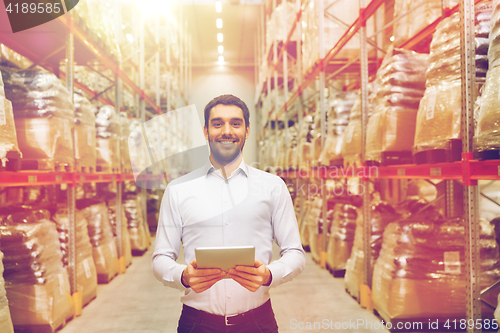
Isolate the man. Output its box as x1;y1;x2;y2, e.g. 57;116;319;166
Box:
152;94;305;333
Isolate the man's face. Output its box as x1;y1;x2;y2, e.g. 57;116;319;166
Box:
204;104;250;165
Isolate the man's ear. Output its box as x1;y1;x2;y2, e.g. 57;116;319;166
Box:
204;125;209;141
245;126;250;139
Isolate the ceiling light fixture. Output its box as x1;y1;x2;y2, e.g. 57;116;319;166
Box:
216;1;222;13
217;33;223;43
126;34;134;43
218;56;224;63
218;45;224;54
216;18;223;29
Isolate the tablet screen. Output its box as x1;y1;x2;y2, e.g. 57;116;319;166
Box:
195;246;255;271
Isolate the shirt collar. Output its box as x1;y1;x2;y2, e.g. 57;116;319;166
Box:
204;157;248;178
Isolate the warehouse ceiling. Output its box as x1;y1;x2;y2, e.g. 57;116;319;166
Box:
183;2;262;68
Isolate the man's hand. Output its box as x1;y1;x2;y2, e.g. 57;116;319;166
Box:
182;260;226;293
227;259;271;292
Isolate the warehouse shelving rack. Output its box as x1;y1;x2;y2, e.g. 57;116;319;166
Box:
0;1;191;318
256;0;500;331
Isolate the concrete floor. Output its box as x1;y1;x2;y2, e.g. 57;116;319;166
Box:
60;240;388;333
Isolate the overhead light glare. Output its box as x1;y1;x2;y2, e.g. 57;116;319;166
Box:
216;18;223;29
390;36;395;41
217;33;223;42
216;1;222;13
218;56;224;63
218;45;224;54
126;34;134;43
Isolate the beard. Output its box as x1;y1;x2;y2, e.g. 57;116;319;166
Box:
208;134;246;166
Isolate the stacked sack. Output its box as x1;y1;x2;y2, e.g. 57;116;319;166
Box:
107;198;133;268
286;123;299;169
297;197;313;251
319;91;357;166
326;204;357;273
74;90;96;172
342;85;376;168
0;251;14;333
120;114;131;173
475;0;500;158
302;194;324;262
124;194;150;253
365;48;428;164
78;201;119;283
0;70;21;169
0;212;73;331
345;200;400;299
372;215;500;322
1;67;74;171
297;114;315;169
414;3;492;156
95;105;121;173
53;208;98;307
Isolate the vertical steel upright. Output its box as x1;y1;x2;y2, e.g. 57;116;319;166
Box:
65;15;77;313
359;0;372;309
283;2;289;171
318;0;328;268
115;54;124;273
296;0;303;168
460;0;481;331
266;5;272;170
273;0;279;173
139;12;148;232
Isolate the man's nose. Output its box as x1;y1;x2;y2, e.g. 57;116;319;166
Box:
222;123;232;135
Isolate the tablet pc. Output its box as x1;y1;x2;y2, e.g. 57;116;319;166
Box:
195;246;255;271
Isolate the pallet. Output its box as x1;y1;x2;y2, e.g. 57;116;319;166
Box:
345;288;359;303
75;164;95;173
302;244;311;253
96;165;120;173
20;159;73;172
131;248;148;257
413;139;462;165
97;272;117;284
329;158;344;167
327;266;346;278
0;150;21;171
365;151;414;167
14;315;71;333
474;149;500;161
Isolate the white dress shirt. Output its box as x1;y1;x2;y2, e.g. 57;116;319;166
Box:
152;158;305;316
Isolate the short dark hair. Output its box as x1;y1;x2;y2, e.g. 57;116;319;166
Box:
204;94;250;129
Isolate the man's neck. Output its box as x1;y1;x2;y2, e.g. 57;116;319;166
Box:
210;154;243;179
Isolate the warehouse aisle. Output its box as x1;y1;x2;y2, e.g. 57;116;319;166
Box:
60;239;387;333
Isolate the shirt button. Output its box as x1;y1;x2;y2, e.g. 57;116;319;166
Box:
225;221;229;225
228;295;232;298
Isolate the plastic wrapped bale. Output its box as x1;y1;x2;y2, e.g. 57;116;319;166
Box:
0;72;21;169
365;48;428;164
297;115;315;169
124;194;149;254
298;197;313;250
107;199;133;268
0;218;73;331
78;201;119;284
414;4;492;156
0;67;74;171
372;215;500;324
305;196;332;264
343;207;365;300
53;208;97;307
393;0;459;47
0;251;14;333
286;123;299;169
120;114;132;173
475;1;500;158
326;204;357;274
95;105;120;173
320;91;357;166
74;90;96;172
128;119;149;177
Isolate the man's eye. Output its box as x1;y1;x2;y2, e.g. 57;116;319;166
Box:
232;122;241;126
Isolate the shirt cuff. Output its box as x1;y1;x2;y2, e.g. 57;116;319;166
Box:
170;264;188;291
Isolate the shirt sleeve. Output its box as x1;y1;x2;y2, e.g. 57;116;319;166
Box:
266;178;306;288
151;184;188;292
